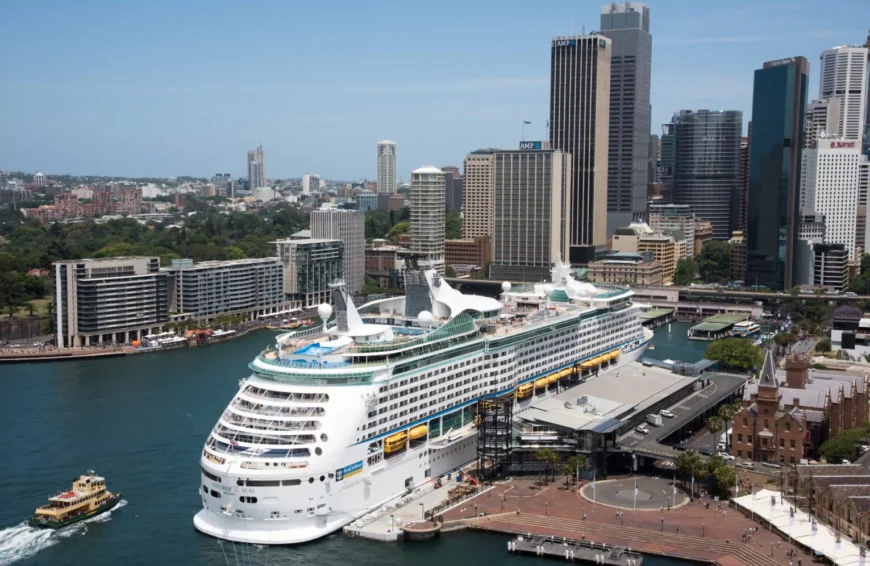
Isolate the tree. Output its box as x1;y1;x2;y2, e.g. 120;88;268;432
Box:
535;448;559;483
819;432;862;464
816;338;832;353
562;455;587;489
718;404;736;449
790;285;801;296
711;463;737;498
703;338;763;372
445;265;456;278
696;241;731;283
673;258;696;286
706;416;724;453
445;209;462;240
861;254;870;276
706;454;726;476
675;450;703;481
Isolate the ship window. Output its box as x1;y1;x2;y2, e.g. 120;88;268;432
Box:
203;485;208;494
315;447;323;456
210;490;221;498
282;479;301;486
246;480;280;487
202;467;221;483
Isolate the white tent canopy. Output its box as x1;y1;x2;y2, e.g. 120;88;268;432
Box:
732;489;867;566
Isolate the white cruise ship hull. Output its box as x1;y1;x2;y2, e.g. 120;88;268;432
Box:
194;332;650;544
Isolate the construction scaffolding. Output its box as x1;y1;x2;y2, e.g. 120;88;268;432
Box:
476;396;513;480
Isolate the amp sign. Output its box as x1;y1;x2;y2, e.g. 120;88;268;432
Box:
830;141;856;149
519;141;543;150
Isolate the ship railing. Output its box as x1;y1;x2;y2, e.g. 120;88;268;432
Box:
222;414;321;432
231;401;325;418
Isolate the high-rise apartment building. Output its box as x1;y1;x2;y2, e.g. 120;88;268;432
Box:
648;203;696;257
274;238;344;308
377;140;397;194
310;209;365;294
462;151;495;239
441;166;464;210
666;110;743;240
819;46;869;141
805;98;842;147
549;34;611;262
34;172;45;188
302;174;320;195
164;258;285;319
800;137;863;260
247;145;265;189
746;57;809;290
648;134;660;185
600;2;652;235
410;166;446;274
489;149;572;282
54;257;169;349
736;126;751;232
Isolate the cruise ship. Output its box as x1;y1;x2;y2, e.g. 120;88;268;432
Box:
194;261;652;544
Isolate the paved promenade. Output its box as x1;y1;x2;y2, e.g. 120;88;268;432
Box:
443;478;812;566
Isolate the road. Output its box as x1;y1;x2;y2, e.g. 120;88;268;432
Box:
791;338;818;356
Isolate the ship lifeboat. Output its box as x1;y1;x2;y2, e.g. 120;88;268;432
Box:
612;349;621;359
517;383;533;399
384;431;408;453
558;368;573;379
601;352;612;364
547;373;560;385
409;425;428;441
580;360;595;370
534;377;548;389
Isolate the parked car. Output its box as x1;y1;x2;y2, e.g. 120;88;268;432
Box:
659;409;676;418
674;443;689;451
634;426;650;435
718;452;735;460
700;448;713;456
736;461;755;469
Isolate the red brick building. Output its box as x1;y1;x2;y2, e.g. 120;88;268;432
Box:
731;352;870;464
445;236;491;266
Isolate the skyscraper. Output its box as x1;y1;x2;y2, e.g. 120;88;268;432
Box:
441;166;464;210
247;145;265;189
463;151;495;239
489;149;572;282
549;34;611;263
377;140;397;194
302;174;320;195
600;2;652;236
746;57;809;290
819;46;869;141
310;209;364;294
805;98;842;147
410;166;445;274
666;110;742;240
736;125;751;232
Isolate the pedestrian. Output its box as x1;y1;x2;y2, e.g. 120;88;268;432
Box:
676;526;680;534
583;512;587;520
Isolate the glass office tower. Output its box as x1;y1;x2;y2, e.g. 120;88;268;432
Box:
746;57;809;290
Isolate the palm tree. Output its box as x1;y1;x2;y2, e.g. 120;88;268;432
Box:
564;455;587;489
706;416;724;453
535;448;558;483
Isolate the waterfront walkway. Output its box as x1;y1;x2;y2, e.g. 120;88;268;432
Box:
443;479;812;566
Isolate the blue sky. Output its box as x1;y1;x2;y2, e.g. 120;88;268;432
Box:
1;0;868;181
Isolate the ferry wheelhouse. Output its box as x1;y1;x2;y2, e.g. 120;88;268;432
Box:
194;261;651;544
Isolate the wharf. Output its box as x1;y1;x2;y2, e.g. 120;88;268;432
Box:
508;535;643;565
688;313;750;341
638;308;674;329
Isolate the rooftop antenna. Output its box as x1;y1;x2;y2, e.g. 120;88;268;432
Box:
582;24;586;35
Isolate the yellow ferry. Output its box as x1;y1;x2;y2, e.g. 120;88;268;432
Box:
30;471;122;529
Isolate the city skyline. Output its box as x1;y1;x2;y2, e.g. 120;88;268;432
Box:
1;1;867;180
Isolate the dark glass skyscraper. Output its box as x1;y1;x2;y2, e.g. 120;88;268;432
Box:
666;110;742;241
746;57;809;290
600;2;652;236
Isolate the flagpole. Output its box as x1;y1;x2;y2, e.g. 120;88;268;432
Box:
593;470;596;505
634;478;638;512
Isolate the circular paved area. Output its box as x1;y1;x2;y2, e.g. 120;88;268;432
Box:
580;476;689;510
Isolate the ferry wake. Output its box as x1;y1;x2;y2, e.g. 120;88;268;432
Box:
194;261;651;544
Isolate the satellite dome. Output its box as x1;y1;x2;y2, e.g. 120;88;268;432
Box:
542;284;555;297
417;311;433;327
317;303;333;321
501;281;512;292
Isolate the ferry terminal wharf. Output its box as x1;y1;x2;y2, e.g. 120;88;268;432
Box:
508;534;644;565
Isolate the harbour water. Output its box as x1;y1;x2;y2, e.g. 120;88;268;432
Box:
1;329;700;565
645;322;708;365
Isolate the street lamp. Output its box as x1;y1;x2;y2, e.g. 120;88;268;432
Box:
420;503;425;520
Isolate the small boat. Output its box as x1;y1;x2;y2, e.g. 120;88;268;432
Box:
30;471;122;529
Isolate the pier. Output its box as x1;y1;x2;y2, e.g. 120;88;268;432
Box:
638;308;674;329
688;313;750;341
508;535;643;565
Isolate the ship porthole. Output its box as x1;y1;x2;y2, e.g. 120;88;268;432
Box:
320;475;325;482
315;447;323;456
309;477;314;484
320;433;328;442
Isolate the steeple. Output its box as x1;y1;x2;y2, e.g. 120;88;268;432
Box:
758;349;778;389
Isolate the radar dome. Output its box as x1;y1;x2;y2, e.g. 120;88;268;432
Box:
317;303;333;321
501;281;512;293
417;311;433;327
542;284;555;297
